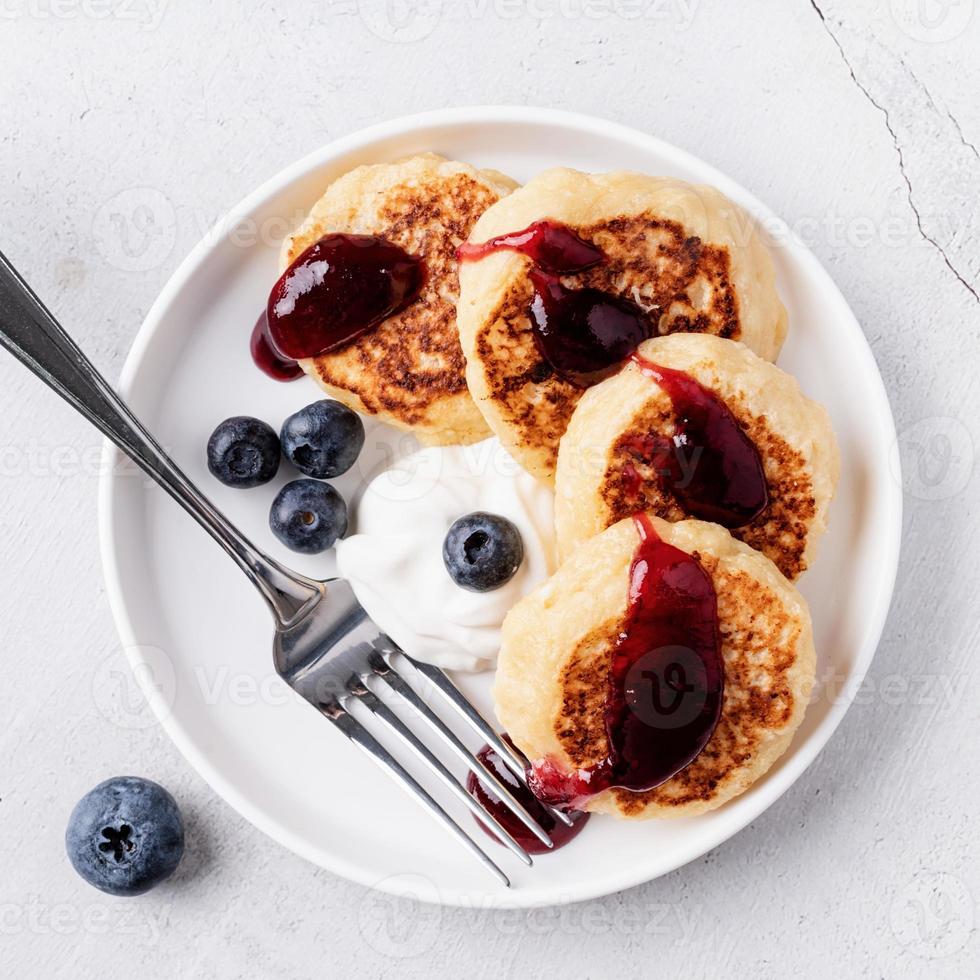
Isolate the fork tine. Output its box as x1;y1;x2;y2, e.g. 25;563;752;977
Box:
325;706;510;887
372;658;554;848
351;681;533;866
397;654;575;828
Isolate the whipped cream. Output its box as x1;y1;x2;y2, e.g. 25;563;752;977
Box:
336;439;556;672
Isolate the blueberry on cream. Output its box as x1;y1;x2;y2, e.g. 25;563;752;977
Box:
335;441;556;672
443;512;524;592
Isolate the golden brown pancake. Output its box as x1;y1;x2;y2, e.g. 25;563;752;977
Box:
281;154;518;445
456;168;788;478
494;515;815;819
555;334;839;578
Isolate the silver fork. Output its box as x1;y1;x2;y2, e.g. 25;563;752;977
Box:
0;250;572;886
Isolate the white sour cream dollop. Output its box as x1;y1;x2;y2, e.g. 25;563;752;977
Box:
336;439;556;672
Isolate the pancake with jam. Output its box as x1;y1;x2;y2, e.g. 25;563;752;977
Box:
493;513;815;819
555;334;839;578
455;168;788;479
279;153;518;445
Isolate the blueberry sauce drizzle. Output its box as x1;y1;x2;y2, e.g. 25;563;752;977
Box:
254;233;425;376
627;353;769;528
528;269;655;386
456;220;604;274
528;514;724;808
250;312;304;381
465;741;589;855
457;219;656;387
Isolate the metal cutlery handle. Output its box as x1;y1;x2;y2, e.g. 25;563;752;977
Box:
0;249;321;625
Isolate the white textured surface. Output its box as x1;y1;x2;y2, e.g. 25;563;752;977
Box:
0;1;977;976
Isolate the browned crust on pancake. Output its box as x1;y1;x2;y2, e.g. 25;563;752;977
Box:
600;395;817;580
475;214;741;474
555;621;619;770
281;166;513;443
556;556;805;813
291;171;506;436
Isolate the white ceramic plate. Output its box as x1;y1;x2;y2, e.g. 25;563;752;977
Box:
99;106;901;908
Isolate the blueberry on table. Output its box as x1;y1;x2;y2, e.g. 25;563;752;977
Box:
207;416;280;488
280;400;365;479
65;777;184;896
270;478;348;554
443;512;524;592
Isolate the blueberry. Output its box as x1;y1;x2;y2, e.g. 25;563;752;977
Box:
65;777;184;897
280;400;365;479
207;416;280;488
270;478;348;554
443;512;524;592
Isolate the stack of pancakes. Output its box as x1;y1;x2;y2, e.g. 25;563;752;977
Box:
281;155;839;819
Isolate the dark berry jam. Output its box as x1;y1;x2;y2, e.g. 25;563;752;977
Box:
456;220;604;274
265;233;425;361
250;312;304;381
529;269;655;385
529;514;724;807
466;741;589;854
628;354;768;528
457;219;655;386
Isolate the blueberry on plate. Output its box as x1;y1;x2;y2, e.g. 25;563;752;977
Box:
207;416;280;488
443;512;524;592
270;478;348;554
65;776;184;897
280;400;365;479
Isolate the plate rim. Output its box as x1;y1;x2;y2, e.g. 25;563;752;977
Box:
98;104;903;907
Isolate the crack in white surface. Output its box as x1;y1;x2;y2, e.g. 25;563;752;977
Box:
809;0;980;304
945;107;980;163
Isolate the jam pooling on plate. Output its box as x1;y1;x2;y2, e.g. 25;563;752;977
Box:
457;219;656;386
528;514;724;808
263;233;425;363
466;741;589;854
627;353;769;528
250;311;304;381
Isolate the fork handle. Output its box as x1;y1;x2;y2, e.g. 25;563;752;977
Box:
0;249;321;626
